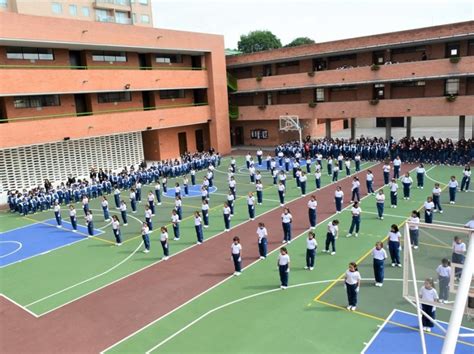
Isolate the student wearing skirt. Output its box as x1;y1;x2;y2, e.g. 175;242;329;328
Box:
120;200;128;226
148;192;156;216
323;220;339;255
171;209;180;240
334;186;344;214
278;181;286;207
247;192;256;220
372;241;387;287
389;178;398;208
436;258;451;303
257;222;268;259
101;196;110;221
111;215;122;246
53;201;62;228
448;176;458;204
277;247;290;289
366;170;374;195
351;177;361;202
141;222;150;253
255;180;263;205
419;278;438;332
315;169;322;190
85;210;94;237
375;190;385;220
305;231;317;271
144;205;153;230
347;202;362;238
130;188;138;213
299;171;308;196
194;211;204;244
409;210;421;249
201;200;209;228
281;208;293;243
69;205;78;232
382;163;391;185
387;224;402;267
432;183;443;213
231;236;242;276
223;202;231;232
345;262;361;311
424;196;435;224
159;226;169;260
452;236;466;280
416;164;426;189
307;195;317;230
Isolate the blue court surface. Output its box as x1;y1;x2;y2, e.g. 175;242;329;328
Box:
362;309;474;354
163;185;217;198
0;219;104;268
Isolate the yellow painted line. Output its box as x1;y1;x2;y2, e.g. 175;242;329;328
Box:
418;241;451;250
315;299;474;347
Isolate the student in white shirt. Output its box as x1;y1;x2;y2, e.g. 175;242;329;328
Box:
141;222;150;253
85;210;94;236
247;192;256;220
223;202;231;232
159;226;170;260
448;176;458;204
332;165;339;182
452;236;466;279
278;181;286;206
344;159;351;176
305;156;312;174
409;210;421;249
175;196;183;220
387;224;402;267
281;208;293;243
144;205;153;230
389;178;398;208
345;262;361;311
351;176;361;202
460;165;471;192
201;200;209;228
347;202;362;238
327;157;333;176
120;200;128;226
334;186;344;213
323;219;339;255
255;180;263;204
277;247;290;289
305;231;318;271
424;196;435;224
299;171;307;196
432;183;443;213
375;190;385;220
307;195;317;229
69;205;78;232
382;163;391;185
393;156;401;179
245;153;251;169
416;163;426;189
147;191;156;216
256;149;263;165
366;170;374;194
194;211;204;244
401;172;413;200
231;236;242;276
315;169;322;190
111;215;122;246
354;154;361;172
101;196;110;221
174;182;181;198
419;278;438;332
436;258;451;303
257;222;268;259
372;241;387;287
171;209;180;240
130;188;138;212
53;201;62;228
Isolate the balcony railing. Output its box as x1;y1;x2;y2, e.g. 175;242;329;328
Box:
95;0;131;6
0;64;206;70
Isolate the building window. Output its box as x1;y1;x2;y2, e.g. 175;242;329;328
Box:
159;90;185;99
0;0;8;8
81;6;90;16
97;92;132;103
132;13;136;23
445;78;460;95
115;11;130;24
250;129;268;139
392;81;425;87
330;85;357;92
279;89;300;95
139;0;148;4
69;4;77;16
329;53;357;61
51;2;62;14
446;43;460;58
92;51;127;62
96;9;111;22
315;88;325;102
391;46;426;54
14;95;60;109
155;54;183;64
6;47;54;61
141;14;150;23
276;61;299;68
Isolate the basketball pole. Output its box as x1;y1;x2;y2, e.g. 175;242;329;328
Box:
442;230;474;354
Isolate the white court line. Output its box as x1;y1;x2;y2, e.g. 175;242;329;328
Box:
362;210;464;227
425;169;448;186
395;308;474;332
0;241;22;258
0;293;39;318
358;309;396;354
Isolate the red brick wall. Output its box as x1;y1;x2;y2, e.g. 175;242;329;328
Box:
153;89;194;107
329;88;358;102
0;47;70;66
276;91;301;104
356;52;372;67
466;78;474;95
89;91;143;113
4;94;76;120
424;80;445;97
356;85;373;100
276;63;300;75
428;43;446;59
390;85;425;99
299;59;313;72
391;50;426;63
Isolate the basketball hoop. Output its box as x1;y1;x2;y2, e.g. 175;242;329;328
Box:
279;115;303;146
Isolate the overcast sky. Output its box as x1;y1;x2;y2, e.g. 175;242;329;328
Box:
151;0;473;48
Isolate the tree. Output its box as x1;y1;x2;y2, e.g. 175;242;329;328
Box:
285;37;315;47
237;30;282;53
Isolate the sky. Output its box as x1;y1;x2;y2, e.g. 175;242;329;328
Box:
151;0;473;49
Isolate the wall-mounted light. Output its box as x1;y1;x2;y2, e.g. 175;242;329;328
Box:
124;84;131;90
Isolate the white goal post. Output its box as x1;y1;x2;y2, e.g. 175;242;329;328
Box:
279;115;303;146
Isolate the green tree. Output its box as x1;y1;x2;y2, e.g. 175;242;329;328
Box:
237;30;282;53
285;37;315;47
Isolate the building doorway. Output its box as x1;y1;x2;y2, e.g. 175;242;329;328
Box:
234;126;244;145
69;51;84;69
74;94;90;116
178;132;188;155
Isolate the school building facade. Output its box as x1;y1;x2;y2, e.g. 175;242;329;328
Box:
226;21;474;146
0;13;230;193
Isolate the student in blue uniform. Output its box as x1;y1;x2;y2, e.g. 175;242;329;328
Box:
159;226;170;260
315;168;322;190
82;195;90;216
432;183;443;213
231;236;242;276
448;176;458;204
372;241;387;287
130;188;137;213
409;210;421;249
281;208;293;244
460;165;471;192
277;247;290;289
345;262;361;311
375;190;385;220
223;202;231;232
183;176;189;195
347;202;362;238
113;187;121;209
201;200;209;228
175;196;183;220
247;192;256;220
387;224;402;267
299;171;307;196
305;231;317;271
401;172;413;200
85;210;94;237
436;258;451;303
148;191;156;216
416;164;426;189
332;165;339;182
257;222;268;259
53;201;62;228
424;197;434;224
120;200;128;226
141;222;150;253
255;180;263;205
111;215;122;246
194;211;204;244
334;186;344;214
419;278;438;332
366;170;374;195
226;190;235;216
382;163;390;185
101;196;110;221
307;195;317;230
174;183;181;198
69;205;78;232
389;178;398;208
171;209;180;240
351;177;361;202
278;181;286;206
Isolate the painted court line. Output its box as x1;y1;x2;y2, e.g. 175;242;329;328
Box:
0;241;22;258
0;293;39;318
362;210;464;227
360;309;396;354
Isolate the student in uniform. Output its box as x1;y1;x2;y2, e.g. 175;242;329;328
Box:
174;183;181;198
226;190;235;216
375;190;385;220
337;153;344;171
460;165;471;192
111;215;122;246
190;168;196;185
305;231;317;271
305;156;312;173
231;236;242;276
194;211;204;244
345;262;361;311
159;226;169;260
154;182;162;205
344;159;351;176
144;205;153;230
315;168;322;190
278;181;286;207
120;200;128;226
162;177;168;194
101;196;110;221
382;163;391;185
334;186;344;213
141;222;150;253
279;170;287;187
393;156;402;179
295;168;301;188
387;224;402;267
372;241;387;287
147;191;155;216
201;200;209;228
299;171;308;196
255;180;263;205
389;178;399;208
354;154;361;172
183;176;189;195
257;222;268;259
245;153;252;169
69;205;78;232
409;210;421;249
175;196;183;220
85;210;94;237
366;170;374;195
53;201;62;228
419;278;438;332
448;176;458;204
249;165;256;184
327;156;333;176
332;164;339;182
351;177;361;202
82;195;90;216
201;186;209;202
113;187;121;209
452;236;466;280
130;188;138;213
323;219;339;255
401;172;413;200
347;202;362;238
432;183;443;213
281;208;293;243
136;181;142;203
416;164;426;189
229;176;237;198
171;209;180;240
424;196;435;224
223;202;231;232
436;258;451;303
277;247;290;289
307;195;317;230
272;168;279;185
247;192;256;220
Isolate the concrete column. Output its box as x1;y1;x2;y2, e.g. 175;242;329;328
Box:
385;118;392;141
325;119;332;139
350;118;356;140
459;115;465;140
406;116;412;138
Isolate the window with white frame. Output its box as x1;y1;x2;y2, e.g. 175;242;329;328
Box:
51;2;62;14
445;78;460;95
69;4;77;16
0;0;8;8
141;14;150;23
139;0;148;4
81;6;90;16
6;47;54;61
315;88;325;102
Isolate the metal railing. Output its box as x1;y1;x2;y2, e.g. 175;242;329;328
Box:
0;64;207;71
